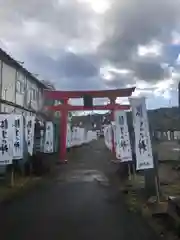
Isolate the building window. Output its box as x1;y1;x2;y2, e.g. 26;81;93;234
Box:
32;88;37;101
16;72;25;94
4;106;7;112
3;105;14;113
16;80;21;93
16;80;25;94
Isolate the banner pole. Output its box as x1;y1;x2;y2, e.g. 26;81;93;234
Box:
11;168;14;187
155;175;160;203
128;163;132;181
132;163;136;180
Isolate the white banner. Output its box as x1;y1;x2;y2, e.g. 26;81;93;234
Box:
40;129;44;152
114;111;132;162
86;130;91;143
25;116;35;156
75;127;82;146
71;127;79;146
87;130;97;141
129;97;153;170
104;126;109;147
13;115;24;159
0;114;13;165
79;128;85;145
66;124;72;148
84;129;88;143
44;122;54;153
104;125;112;150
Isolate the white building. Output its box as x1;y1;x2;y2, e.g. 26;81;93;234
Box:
0;48;53;119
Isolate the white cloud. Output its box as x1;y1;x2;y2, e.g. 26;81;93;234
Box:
137;42;162;57
0;0;179;109
78;0;111;14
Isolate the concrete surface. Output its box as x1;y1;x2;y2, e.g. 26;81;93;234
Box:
0;139;160;240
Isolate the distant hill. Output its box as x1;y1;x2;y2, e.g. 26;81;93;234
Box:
71;107;180;131
147;107;180;131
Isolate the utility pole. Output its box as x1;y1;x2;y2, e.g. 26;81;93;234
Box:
178;81;180;157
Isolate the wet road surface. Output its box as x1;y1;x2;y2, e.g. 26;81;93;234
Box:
0;140;160;240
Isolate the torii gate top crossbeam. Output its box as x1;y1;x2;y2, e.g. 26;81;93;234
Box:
44;87;135;100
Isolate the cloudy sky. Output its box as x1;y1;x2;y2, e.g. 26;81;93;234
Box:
1;0;180;109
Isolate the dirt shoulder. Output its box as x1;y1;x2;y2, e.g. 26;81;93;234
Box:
120;160;180;240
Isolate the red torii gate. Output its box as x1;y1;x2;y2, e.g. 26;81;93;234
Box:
44;87;135;163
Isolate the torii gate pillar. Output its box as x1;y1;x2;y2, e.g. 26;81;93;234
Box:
60;98;68;163
110;98;116;158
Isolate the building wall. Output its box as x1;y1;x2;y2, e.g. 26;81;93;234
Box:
26;80;44;112
29;82;39;111
38;88;44;111
1;103;14;113
1;62;16;104
15;71;26;107
178;81;180;108
0;59;47;115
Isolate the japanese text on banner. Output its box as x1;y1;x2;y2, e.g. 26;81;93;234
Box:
0;115;13;165
114;111;132;162
130;97;153;170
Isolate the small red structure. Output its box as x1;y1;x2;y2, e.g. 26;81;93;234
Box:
44;87;135;163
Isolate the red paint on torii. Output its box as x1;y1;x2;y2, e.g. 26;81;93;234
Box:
48;103;131;112
44;87;135;163
44;88;135;99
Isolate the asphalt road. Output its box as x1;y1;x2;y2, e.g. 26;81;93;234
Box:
0;139;160;240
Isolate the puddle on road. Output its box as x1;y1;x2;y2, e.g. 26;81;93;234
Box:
93;149;101;153
57;170;109;185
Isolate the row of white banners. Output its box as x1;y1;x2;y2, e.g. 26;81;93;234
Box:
0;115;56;165
0;115;35;165
0;114;98;165
66;126;97;148
45;124;97;153
104;97;154;170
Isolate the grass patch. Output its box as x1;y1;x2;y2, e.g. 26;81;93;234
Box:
0;176;41;203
